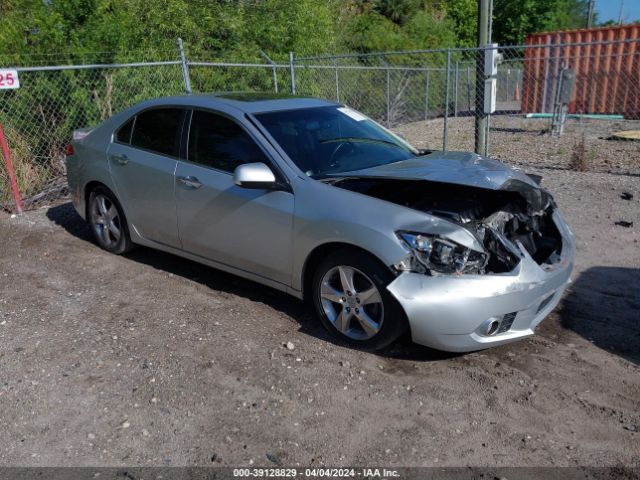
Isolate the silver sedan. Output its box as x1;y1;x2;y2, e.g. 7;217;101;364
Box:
66;93;575;352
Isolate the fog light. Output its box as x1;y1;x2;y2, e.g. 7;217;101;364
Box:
486;319;500;336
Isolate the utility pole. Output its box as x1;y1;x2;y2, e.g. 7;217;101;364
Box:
618;0;625;25
587;0;595;28
475;0;492;156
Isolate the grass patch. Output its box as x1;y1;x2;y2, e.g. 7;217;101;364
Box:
0;125;54;205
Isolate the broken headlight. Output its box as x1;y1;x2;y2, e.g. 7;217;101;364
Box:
396;231;488;275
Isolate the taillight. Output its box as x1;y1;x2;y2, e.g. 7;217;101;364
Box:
65;143;74;156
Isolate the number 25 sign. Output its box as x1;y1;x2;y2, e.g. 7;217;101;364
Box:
0;69;20;89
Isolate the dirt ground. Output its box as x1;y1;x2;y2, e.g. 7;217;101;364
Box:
396;116;640;176
0;166;639;468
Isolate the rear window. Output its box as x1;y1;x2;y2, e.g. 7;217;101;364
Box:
130;108;183;157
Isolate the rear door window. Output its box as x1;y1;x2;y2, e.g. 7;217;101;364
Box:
187;110;269;173
130;108;184;157
115;118;134;144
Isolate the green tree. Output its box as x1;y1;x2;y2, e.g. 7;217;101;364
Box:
339;2;455;53
242;0;339;57
374;0;421;25
443;0;477;47
492;0;590;45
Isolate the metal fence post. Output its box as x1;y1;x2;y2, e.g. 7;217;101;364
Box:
335;60;340;102
443;49;451;151
386;65;391;127
424;69;430;120
506;68;510;101
260;50;278;93
454;60;459;117
289;51;297;94
466;65;472;112
177;38;192;94
273;66;279;93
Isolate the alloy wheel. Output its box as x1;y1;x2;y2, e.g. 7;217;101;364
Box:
319;265;384;340
90;194;121;248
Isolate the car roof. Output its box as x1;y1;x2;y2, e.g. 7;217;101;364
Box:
136;92;339;114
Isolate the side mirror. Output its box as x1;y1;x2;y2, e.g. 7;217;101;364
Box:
233;162;277;189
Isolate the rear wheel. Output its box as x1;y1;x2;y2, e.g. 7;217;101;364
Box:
311;250;408;351
88;186;133;254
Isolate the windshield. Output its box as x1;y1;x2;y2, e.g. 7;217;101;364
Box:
254;106;418;177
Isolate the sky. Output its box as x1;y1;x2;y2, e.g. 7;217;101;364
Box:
595;0;640;23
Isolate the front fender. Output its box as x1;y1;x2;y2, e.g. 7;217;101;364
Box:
290;177;481;291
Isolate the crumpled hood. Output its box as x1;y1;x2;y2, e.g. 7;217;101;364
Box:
327;151;538;190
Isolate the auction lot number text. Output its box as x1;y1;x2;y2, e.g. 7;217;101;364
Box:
233;468;400;478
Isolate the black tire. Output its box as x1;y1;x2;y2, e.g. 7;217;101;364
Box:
311;249;408;351
87;185;133;254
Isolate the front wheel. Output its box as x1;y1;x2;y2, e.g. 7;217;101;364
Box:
311;250;408;351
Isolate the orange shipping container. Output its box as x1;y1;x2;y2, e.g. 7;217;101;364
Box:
521;24;640;117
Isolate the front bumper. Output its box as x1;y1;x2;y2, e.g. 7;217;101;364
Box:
387;212;575;352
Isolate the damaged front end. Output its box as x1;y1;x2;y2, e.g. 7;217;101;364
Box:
327;177;563;276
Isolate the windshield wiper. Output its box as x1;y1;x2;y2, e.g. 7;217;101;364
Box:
319;137;407;149
315;176;347;183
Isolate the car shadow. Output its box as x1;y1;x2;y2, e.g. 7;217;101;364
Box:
46;202;452;362
559;266;640;365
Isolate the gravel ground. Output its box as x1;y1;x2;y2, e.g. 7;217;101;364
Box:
0;168;639;468
396;116;640;175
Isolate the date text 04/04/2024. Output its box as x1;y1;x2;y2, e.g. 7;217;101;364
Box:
232;468;400;478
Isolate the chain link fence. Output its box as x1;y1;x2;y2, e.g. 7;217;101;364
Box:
0;60;186;211
1;38;639;213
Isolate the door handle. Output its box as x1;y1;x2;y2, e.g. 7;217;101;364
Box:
177;175;202;189
112;153;129;165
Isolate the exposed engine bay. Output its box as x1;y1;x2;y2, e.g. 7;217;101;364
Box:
327;177;563;274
